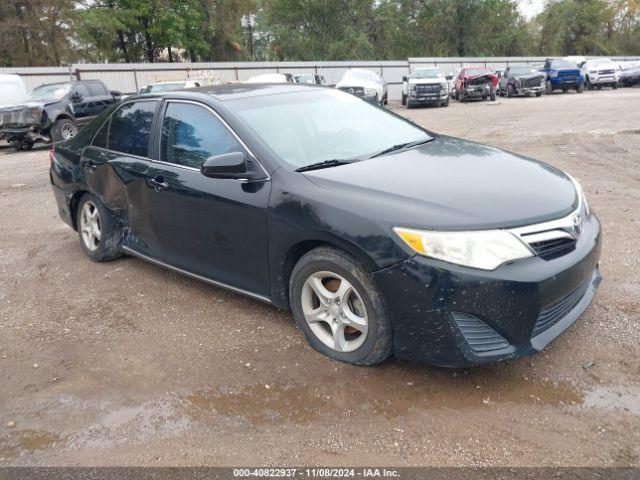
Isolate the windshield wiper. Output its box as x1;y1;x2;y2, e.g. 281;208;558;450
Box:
369;138;433;159
295;159;355;172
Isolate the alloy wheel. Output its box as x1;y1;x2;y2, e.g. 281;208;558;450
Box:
300;271;368;352
79;201;101;251
62;122;77;139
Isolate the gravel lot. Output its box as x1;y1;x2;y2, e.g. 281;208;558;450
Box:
1;87;639;467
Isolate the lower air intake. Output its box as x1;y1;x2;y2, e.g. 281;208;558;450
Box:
451;312;510;353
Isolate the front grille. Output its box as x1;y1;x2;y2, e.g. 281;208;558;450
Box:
452;312;510;353
598;69;615;75
523;77;543;88
416;84;440;94
528;236;576;260
338;86;364;97
532;277;591;337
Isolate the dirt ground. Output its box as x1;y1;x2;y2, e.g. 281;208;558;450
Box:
1;87;639;467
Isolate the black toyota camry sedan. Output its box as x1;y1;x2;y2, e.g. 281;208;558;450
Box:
50;84;601;367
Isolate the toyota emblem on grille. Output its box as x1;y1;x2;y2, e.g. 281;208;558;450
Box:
572;214;583;236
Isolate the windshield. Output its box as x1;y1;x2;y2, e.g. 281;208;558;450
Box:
344;70;378;82
232;89;431;168
510;67;539;75
30;83;72;102
144;82;185;93
411;69;442;79
550;60;577;69
296;74;315;84
464;68;491;76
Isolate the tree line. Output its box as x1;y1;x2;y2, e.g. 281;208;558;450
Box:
1;0;638;67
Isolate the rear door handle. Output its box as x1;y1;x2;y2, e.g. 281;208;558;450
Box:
149;176;169;192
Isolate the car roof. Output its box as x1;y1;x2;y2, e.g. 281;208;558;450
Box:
133;83;320;101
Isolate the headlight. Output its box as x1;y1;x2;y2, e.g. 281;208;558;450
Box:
550;70;558;78
364;87;376;96
568;175;590;216
408;84;416;92
393;227;533;270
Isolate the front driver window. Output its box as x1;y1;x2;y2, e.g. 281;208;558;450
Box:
160;102;242;169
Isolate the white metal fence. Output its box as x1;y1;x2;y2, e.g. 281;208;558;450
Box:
2;56;639;101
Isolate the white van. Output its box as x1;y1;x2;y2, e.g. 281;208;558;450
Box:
0;74;29;107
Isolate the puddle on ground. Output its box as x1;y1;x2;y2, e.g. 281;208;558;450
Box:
183;367;583;427
0;429;64;460
583;385;640;415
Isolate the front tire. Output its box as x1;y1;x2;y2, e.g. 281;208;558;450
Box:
51;118;78;143
76;193;123;262
546;80;553;94
401;93;406;106
507;84;514;98
577;83;584;94
289;247;393;366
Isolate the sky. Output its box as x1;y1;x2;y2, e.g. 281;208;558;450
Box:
518;0;546;19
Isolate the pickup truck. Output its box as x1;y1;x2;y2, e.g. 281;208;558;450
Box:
542;59;584;94
401;67;450;108
580;58;620;90
0;80;120;151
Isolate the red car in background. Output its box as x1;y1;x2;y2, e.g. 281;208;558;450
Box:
454;67;499;102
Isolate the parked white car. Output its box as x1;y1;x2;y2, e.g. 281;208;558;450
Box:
401;68;450;108
579;58;620;90
0;75;28;107
246;73;294;84
335;69;387;105
0;75;29;142
139;80;200;94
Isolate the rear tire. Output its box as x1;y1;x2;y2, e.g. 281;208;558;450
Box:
75;193;123;262
289;247;393;366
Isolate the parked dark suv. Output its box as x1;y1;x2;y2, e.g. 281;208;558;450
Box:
0;80;120;151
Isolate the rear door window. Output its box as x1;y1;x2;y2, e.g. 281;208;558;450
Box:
86;82;108;96
108;101;157;157
160;102;242;169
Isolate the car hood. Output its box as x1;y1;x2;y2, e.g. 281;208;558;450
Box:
302;135;577;230
512;72;544;80
336;79;379;89
0;101;45;113
464;72;497;81
408;78;444;85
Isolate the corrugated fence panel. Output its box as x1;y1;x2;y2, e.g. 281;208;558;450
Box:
5;57;640;99
0;66;73;91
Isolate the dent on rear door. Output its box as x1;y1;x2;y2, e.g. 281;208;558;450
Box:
81;145;151;227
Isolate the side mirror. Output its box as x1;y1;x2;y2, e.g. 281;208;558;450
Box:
402;75;408;82
201;151;248;179
445;74;453;80
71;92;83;102
110;90;122;100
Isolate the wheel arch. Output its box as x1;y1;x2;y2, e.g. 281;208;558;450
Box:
271;233;380;310
68;189;91;230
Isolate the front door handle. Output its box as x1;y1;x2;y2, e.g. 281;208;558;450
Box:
149;176;169;192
